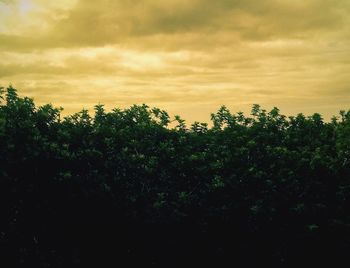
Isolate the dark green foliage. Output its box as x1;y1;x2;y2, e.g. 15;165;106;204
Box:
1;86;350;267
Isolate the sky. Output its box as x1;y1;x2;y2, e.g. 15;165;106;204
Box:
0;0;350;122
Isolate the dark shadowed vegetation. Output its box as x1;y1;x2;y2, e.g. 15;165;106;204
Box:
1;86;350;267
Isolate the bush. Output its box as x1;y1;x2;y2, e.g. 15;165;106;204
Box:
1;86;350;266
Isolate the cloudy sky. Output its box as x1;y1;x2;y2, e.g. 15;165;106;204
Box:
1;0;350;122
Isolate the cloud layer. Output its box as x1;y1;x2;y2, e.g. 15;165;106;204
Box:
1;0;350;122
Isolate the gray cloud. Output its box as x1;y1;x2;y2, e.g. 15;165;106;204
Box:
1;0;350;122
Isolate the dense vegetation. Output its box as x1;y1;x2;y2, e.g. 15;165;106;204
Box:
1;86;350;266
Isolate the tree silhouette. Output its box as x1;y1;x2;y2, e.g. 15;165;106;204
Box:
0;86;349;267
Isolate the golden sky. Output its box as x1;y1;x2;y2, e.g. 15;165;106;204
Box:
1;0;350;122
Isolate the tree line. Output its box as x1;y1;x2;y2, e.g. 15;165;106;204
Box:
1;86;350;266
